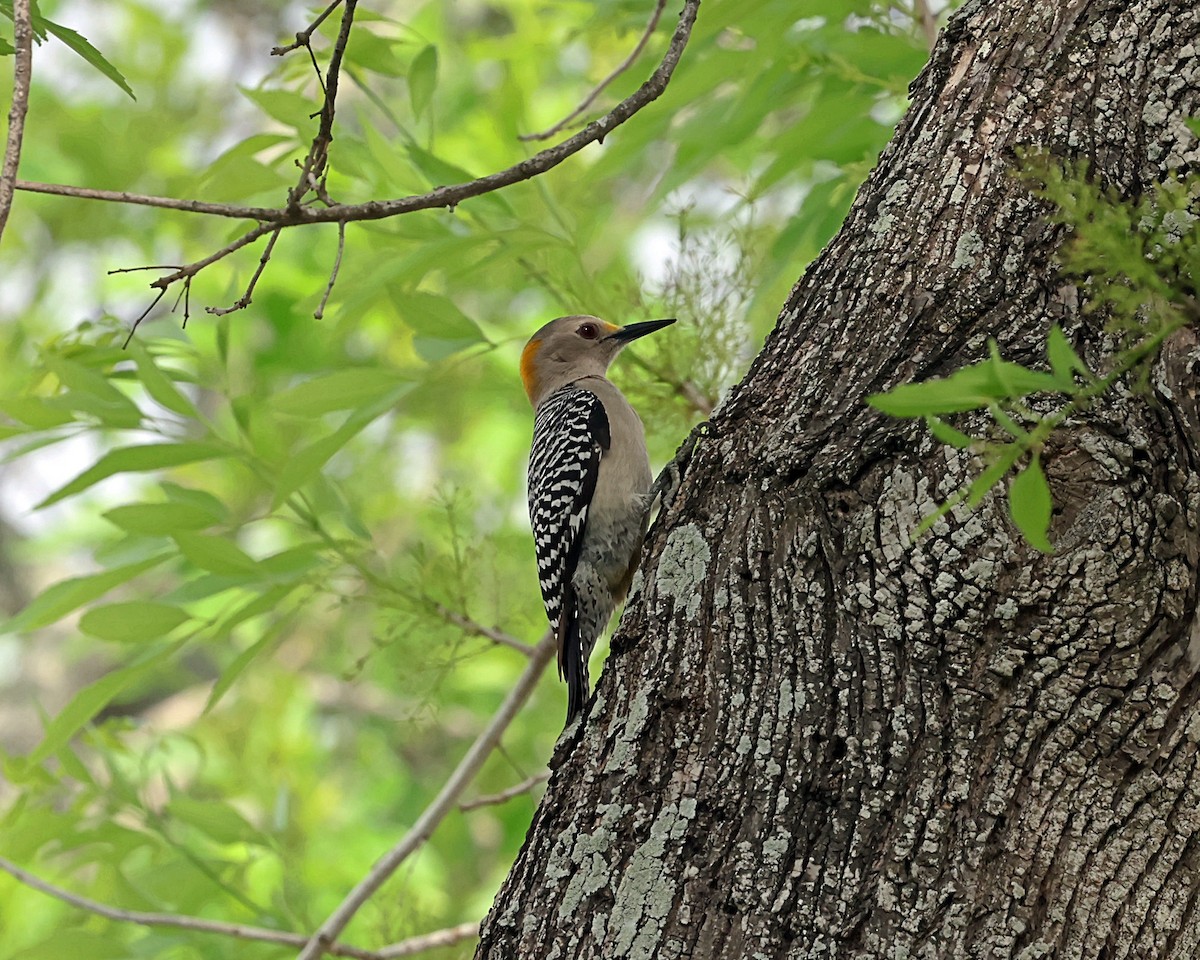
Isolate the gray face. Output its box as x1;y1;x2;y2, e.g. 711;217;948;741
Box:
520;314;675;404
529;315;626;373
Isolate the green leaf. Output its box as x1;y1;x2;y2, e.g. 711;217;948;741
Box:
1046;324;1094;389
869;359;1064;418
173;533;261;577
221;584;295;632
195;134;291;202
272;367;408;417
259;544;324;579
967;443;1023;507
992;361;1063;397
43;355;142;428
205;632;284;714
36;443;229;509
405;142;476;187
0;36;15;56
0;396;77;429
240;86;313;131
167;795;261;845
37;16;134;99
27;641;185;764
0;555;171;634
409;44;438;118
925;416;973;449
913;442;1024;538
987;339;1015;395
869;367;1002;416
1008;455;1054;552
272;387;410;507
217;315;231;366
79;602;190;643
127;341;200;418
165;574;245;604
103;502;218;534
393;291;486;361
349;30;408;77
204;586;295;712
161;482;229;521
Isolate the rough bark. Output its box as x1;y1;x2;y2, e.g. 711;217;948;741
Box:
479;1;1200;957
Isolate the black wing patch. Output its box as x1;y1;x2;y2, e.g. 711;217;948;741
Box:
527;385;609;678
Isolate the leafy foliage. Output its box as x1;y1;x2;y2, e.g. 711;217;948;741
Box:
0;0;134;98
0;0;942;955
869;160;1199;551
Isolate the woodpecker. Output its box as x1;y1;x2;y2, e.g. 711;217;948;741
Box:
522;314;675;726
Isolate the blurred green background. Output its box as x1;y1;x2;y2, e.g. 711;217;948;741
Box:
0;1;948;955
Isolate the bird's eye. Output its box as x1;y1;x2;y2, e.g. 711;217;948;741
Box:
578;323;599;340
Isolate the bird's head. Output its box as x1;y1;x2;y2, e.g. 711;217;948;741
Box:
520;314;675;406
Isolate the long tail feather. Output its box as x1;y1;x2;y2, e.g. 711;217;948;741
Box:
562;602;588;727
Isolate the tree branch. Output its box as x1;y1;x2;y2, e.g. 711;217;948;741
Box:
16;0;701;331
313;221;346;319
431;601;536;657
171;1;358;320
14;179;279;218
520;0;667;142
272;0;345;57
0;0;34;244
376;922;480;959
459;772;550;812
296;629;556;960
11;0;701;312
913;0;938;50
0;855;382;960
115;222;277;343
285;0;357;214
206;227;281;315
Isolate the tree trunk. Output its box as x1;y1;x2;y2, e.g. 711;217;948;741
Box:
478;1;1200;956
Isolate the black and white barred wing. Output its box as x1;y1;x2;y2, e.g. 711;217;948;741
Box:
527;385;610;642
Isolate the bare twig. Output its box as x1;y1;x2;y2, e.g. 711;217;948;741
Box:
108;263;186;274
15;180;278;219
307;0;357;188
459;772;550;812
314;221;346;319
170;274;194;328
114;223;274;342
913;0;938;50
149;223;277;292
296;630;556;960
520;0;667;142
0;0;34;243
272;0;345;57
206;228;282;315
12;0;702;311
306;42;328;98
117;1;358;330
286;0;357;214
0;855;382;960
123;287;169;348
18;0;699;227
181;275;193;326
432;601;536;656
376;922;479;958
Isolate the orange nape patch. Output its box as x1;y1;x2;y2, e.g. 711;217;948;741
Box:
520;337;543;403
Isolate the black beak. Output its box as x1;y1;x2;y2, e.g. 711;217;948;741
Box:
607;318;676;342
